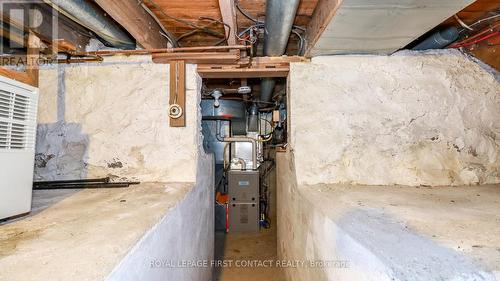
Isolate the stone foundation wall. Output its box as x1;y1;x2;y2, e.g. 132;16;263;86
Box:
289;51;499;186
35;56;199;182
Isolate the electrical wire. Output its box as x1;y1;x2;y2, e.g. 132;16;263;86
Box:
237;24;305;55
235;0;263;24
139;1;179;47
449;22;500;48
258;135;273;142
458;12;500;33
260;118;275;136
199;17;231;46
176;20;225;46
454;14;473;31
142;0;225;38
258;117;275;143
291;29;305;55
451;31;499;48
237;24;263;44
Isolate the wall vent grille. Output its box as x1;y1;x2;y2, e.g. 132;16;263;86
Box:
0;89;37;151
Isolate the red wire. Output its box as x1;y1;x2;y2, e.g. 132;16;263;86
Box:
450;31;499;48
449;22;500;48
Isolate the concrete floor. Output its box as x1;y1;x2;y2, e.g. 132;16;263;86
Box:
213;161;285;281
213;226;284;281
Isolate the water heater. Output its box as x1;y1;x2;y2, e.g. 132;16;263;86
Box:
0;76;38;220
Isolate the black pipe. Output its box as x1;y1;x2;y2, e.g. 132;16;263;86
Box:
33;178;140;190
412;27;459;50
33;182;139;190
33;177;110;185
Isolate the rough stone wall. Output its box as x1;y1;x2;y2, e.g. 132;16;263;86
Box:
289;51;500;186
35;56;199;182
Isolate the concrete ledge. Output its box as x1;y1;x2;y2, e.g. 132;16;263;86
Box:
0;178;212;281
277;152;500;281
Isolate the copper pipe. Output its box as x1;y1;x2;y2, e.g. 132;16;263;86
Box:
152;51;241;64
72;45;250;57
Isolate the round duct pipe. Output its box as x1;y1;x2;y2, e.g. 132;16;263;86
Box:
258;0;300;107
44;0;136;49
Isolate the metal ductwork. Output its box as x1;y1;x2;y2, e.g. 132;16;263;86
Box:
44;0;136;49
258;0;300;107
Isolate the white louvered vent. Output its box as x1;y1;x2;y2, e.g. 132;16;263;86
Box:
0;89;37;151
0;76;38;220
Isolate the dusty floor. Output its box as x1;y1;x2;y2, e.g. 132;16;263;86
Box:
213;226;284;281
213;161;285;281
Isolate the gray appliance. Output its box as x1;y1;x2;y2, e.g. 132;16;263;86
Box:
228;170;260;232
229;203;259;232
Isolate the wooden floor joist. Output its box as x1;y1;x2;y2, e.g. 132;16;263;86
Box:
94;0;167;49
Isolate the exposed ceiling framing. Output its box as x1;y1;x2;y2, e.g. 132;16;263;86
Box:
141;0;319;53
0;0;498;73
94;0;168;49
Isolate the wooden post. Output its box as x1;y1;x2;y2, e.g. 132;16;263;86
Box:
26;31;40;87
169;60;186;127
218;0;238;45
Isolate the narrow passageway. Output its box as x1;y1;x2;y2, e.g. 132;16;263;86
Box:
213;162;284;281
213;222;284;281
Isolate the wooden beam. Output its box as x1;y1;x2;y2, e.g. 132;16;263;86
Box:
94;0;167;49
0;68;33;85
218;0;238;45
169;60;186;127
197;65;290;78
197;56;308;78
304;0;343;57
